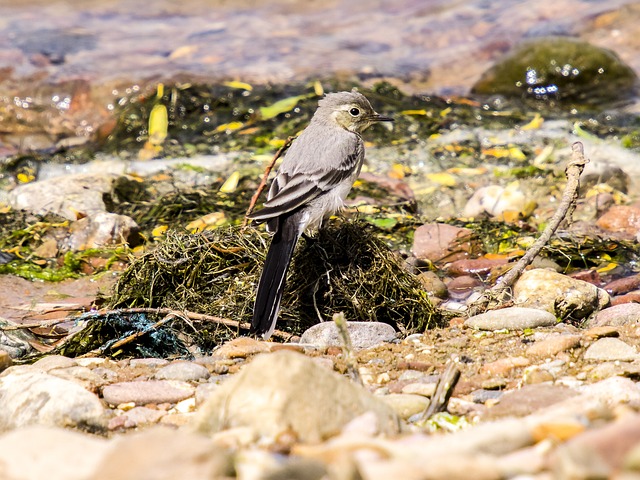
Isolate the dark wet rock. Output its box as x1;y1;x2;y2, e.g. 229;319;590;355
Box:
380;393;430;420
65;212;140;251
604;274;640;296
0;370;105;431
472;37;638;107
93;427;233;480
513;268;609;321
526;334;581;358
485;384;578;419
416;271;448;298
192;350;400;442
154;361;210;382
0;426;110;480
584;337;638;361
300;321;397;348
102;380;195;406
465;307;557;331
446;257;509;277
552;414;640;479
412;223;475;263
587;303;640;327
446;275;483;300
8;173;139;220
596;205;640;239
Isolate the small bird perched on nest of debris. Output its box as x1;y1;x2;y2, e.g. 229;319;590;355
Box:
248;91;393;339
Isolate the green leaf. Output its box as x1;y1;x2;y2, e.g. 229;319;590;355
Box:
259;94;309;120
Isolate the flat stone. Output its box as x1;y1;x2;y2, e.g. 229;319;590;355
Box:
109;407;166;430
584;338;638;362
401;382;437;397
192;350;400;442
604;274;640;295
48;366;109;392
526;334;582;358
480;356;530;376
129;358;170;368
155;361;210;382
102;380;195;406
471;389;504;404
214;337;272;359
412;223;475;263
0;371;105;431
300;321;397;348
465;307;557;330
32;355;77;371
0;426;110;480
513;268;610;321
588;303;640;327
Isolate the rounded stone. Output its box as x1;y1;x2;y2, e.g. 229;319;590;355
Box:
155;361;210;382
584;338;638;362
300;321;397;348
102;380;195;406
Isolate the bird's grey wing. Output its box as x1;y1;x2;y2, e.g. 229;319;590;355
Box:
248;143;363;223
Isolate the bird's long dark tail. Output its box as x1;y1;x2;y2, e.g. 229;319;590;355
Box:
252;214;301;339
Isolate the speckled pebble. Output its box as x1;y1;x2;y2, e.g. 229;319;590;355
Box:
465;307;557;331
526;334;581;358
102;380;195;406
300;321;397;348
155;361;210;382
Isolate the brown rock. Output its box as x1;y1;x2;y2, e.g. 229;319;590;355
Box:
569;269;602;285
447;275;483;299
214;336;272;359
612;291;640;305
604;274;640;295
582;325;620;339
526;334;581;358
596;205;640;238
412;223;475;263
446;257;508;276
102;380;194;406
480;356;530;376
485;384;578;419
552;414;640;479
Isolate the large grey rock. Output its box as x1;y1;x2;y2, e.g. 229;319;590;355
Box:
513;268;609;321
0;370;105;431
8;173;134;220
0;426;111;480
465;307;557;331
192;350;401;442
300;321;397;348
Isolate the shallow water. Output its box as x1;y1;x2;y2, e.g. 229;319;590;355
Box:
0;0;637;95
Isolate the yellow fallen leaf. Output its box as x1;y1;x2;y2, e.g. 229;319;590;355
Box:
533;421;585;442
152;225;168;237
447;167;488;176
596;262;618;274
16;171;36;184
215;121;244;133
313;81;324;96
426;172;457;187
521;113;544;130
402;109;428;116
388;163;408;180
482;146;526;161
148;104;168;146
440;107;452;117
259;94;310;120
223;80;253;91
0;204;11;214
219;171;241;193
186;212;227;232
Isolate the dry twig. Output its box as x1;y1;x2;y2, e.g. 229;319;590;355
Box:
469;141;589;314
242;136;295;227
333;312;363;386
420;355;461;421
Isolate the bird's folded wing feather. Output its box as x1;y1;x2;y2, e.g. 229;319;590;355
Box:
248;147;362;222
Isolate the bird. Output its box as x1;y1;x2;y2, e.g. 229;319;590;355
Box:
247;91;393;339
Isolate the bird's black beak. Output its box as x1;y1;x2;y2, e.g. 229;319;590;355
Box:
372;112;394;122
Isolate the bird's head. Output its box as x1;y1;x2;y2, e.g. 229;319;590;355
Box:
316;91;393;133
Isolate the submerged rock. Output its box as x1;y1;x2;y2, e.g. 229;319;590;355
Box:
192;350;400;443
472;37;638;107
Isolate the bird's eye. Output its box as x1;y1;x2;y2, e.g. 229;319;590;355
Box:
349;107;360;117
